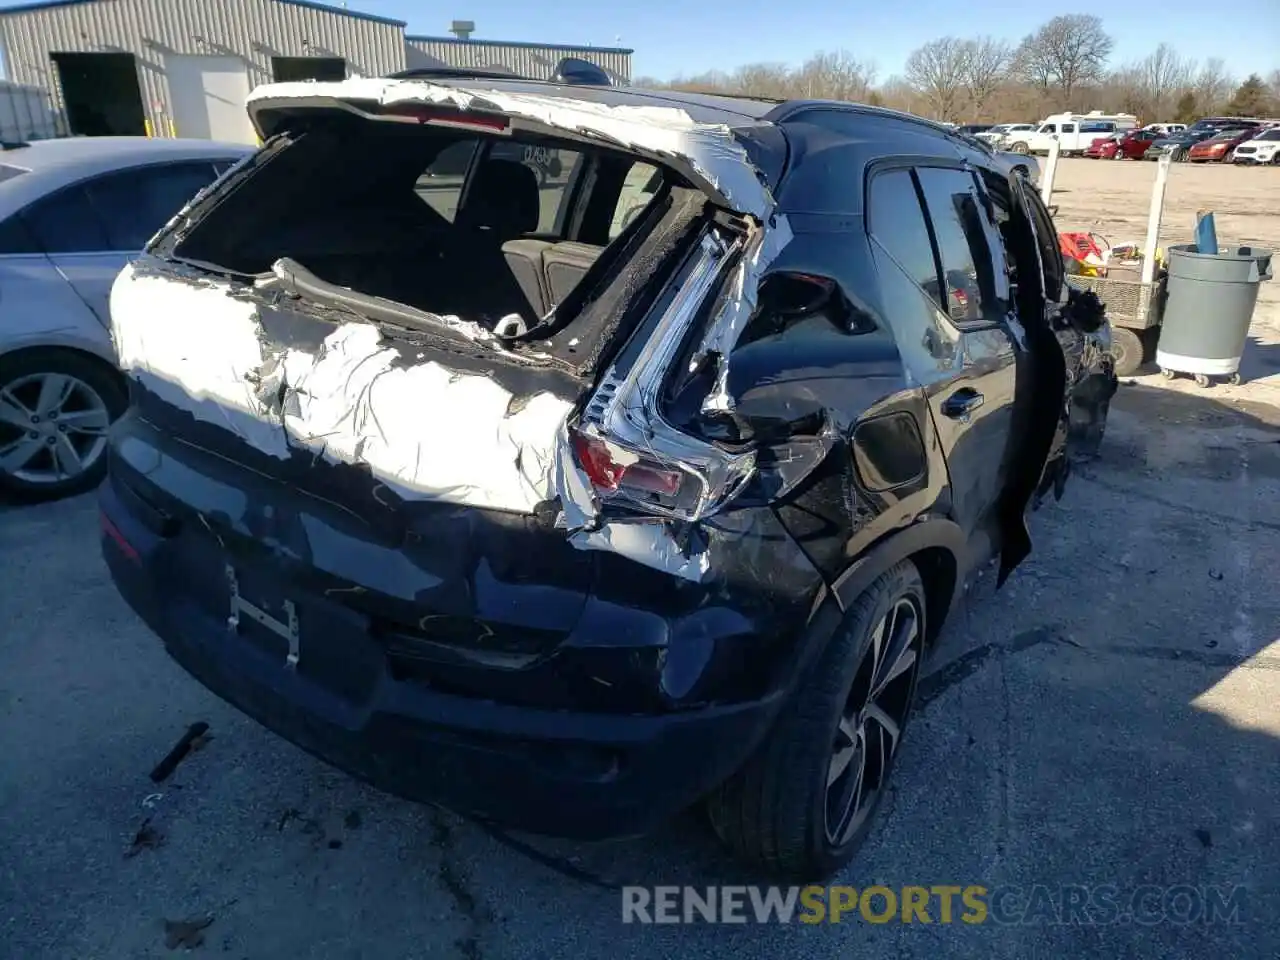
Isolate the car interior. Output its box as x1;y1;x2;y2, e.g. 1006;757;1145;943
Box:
170;117;666;330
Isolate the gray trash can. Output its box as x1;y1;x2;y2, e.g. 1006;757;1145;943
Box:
1156;244;1273;386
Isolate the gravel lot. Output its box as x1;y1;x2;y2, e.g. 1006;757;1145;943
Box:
3;159;1279;959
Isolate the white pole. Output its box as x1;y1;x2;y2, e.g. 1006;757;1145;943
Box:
1039;136;1060;206
1141;152;1171;286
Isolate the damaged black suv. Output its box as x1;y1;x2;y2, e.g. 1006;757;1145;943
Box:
99;75;1116;879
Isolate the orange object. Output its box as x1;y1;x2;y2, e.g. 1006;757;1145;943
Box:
1059;232;1108;264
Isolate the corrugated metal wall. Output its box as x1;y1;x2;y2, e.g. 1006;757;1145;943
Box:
406;36;632;85
0;0;406;137
0;79;57;139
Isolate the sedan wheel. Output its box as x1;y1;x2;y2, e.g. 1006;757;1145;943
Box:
708;560;927;879
0;350;125;499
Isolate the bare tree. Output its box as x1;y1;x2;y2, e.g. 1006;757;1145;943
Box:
1015;15;1114;101
957;36;1012;119
795;50;877;101
1138;43;1193;119
904;37;967;122
732;62;796;99
1193;58;1233;114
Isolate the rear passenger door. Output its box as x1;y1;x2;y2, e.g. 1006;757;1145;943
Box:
867;164;1023;557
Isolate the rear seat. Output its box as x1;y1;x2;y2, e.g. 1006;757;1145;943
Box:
541;242;602;309
500;239;604;317
501;239;553;319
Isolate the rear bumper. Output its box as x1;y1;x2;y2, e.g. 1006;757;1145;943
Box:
100;480;791;840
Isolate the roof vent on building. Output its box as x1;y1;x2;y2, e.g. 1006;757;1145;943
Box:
450;20;475;40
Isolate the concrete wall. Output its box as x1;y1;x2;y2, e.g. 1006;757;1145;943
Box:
406;36;632;85
0;0;406;137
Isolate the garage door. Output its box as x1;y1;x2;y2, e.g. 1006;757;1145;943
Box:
165;55;257;144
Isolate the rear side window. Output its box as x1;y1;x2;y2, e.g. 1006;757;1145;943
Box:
914;167;1001;326
1060;123;1076;134
0;164;28;183
83;162;222;250
20;161;222;253
22;184;109;253
0;214;39;254
867;168;958;374
609;161;661;240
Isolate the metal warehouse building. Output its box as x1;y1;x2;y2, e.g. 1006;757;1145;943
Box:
0;0;633;144
406;34;631;87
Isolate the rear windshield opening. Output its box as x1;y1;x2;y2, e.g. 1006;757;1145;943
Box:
169;114;675;338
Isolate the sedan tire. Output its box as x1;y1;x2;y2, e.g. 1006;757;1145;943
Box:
708;561;927;879
0;348;126;500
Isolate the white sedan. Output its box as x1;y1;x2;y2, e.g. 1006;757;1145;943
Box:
0;136;253;497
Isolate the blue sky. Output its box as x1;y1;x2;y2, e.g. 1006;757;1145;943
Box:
355;0;1275;82
0;0;1271;82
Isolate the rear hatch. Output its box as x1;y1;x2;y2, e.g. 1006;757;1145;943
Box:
108;79;790;670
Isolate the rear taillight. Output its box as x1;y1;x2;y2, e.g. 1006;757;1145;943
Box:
571;430;682;496
559;229;757;525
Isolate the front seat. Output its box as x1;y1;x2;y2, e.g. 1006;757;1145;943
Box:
453;158;544;320
456;158;541;244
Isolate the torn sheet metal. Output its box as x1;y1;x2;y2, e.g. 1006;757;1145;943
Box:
694;214;795;416
575;522;711;583
245;77;775;221
110;264;571;512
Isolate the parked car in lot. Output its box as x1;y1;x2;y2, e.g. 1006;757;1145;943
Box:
1188;127;1261;162
99;78;1116;879
1141;123;1186;136
0;137;253;497
1231;127;1280;164
1085;134;1123;159
1108;127;1164;160
1003;112;1136;156
975;122;1035;146
1150;118;1264;161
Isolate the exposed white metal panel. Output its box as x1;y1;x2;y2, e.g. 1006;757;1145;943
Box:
405;37;632;85
166;54;257;143
0;0;407;138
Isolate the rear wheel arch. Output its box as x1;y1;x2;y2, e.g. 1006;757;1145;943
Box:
0;344;124;390
907;545;957;646
831;518;966;643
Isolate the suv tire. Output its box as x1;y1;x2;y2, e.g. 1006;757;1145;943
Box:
708;560;927;879
1009;141;1030;154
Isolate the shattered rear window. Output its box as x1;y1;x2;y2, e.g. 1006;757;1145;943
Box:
487;141;582;233
415;139;478;223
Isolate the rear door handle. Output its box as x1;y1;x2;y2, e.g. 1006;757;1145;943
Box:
941;388;984;420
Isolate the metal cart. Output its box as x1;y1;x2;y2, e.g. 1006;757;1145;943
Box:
1065;262;1164;377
